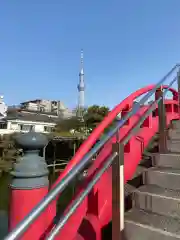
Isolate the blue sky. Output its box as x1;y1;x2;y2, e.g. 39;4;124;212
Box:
0;1;180;109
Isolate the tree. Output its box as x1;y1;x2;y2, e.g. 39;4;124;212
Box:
55;117;83;133
84;105;110;130
54;105;110;136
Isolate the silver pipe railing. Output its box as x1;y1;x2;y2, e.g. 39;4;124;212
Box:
47;76;179;239
5;64;180;240
46;152;118;240
122;76;177;145
47;163;67;168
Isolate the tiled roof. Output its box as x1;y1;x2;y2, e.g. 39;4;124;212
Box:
8;107;58;116
4;111;61;123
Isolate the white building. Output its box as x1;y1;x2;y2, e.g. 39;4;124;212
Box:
0;95;78;135
0;109;57;135
0;97;63;135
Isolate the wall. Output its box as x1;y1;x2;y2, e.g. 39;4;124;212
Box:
0;120;56;135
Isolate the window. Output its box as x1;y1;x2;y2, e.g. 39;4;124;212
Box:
44;126;53;132
40;107;44;112
20;124;34;131
52;101;57;106
0;123;7;129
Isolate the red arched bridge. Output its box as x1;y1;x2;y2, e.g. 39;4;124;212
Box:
4;64;180;240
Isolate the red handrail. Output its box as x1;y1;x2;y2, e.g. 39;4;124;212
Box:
45;85;178;237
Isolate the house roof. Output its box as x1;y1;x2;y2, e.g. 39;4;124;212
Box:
20;99;42;104
8;107;59;116
21;109;59;116
4;110;61;124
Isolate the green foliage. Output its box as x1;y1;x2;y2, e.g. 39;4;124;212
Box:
55;105;110;136
84;105;110;129
55;117;84;133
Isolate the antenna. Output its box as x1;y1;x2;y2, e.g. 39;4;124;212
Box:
81;49;84;67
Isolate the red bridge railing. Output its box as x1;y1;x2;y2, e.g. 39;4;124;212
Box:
4;64;180;240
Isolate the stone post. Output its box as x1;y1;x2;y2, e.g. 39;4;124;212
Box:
9;132;49;239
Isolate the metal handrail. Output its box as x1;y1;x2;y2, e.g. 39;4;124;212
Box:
46;76;178;239
5;65;180;240
46;152;118;239
47;163;67;168
122;76;177;145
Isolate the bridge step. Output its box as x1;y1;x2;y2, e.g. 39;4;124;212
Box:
168;129;180;140
124;121;180;240
143;167;180;190
133;165;148;178
167;140;180;153
125;209;180;239
125;184;136;197
133;184;180;218
152;153;180;169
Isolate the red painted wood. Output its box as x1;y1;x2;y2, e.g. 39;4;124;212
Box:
10;85;179;239
9;187;49;240
49;88;179;239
